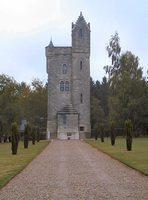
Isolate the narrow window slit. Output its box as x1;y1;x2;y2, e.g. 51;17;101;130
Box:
80;93;83;103
80;61;83;70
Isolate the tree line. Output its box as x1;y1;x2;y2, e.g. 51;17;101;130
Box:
91;32;148;138
0;76;47;142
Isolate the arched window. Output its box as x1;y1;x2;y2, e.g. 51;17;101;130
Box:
79;28;83;39
80;60;83;70
60;81;64;91
65;81;70;91
62;64;67;74
80;93;83;103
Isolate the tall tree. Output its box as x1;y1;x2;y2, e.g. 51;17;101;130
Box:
104;32;121;79
0;74;20;135
28;79;47;128
105;33;148;135
91;96;105;136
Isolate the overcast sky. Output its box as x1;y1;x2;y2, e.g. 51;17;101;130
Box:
0;0;147;83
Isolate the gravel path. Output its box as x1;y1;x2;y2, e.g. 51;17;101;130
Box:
0;140;148;200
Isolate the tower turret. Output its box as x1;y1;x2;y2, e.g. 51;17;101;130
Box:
71;12;91;138
72;12;90;53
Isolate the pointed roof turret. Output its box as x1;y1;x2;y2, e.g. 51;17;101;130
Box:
49;38;54;48
72;12;90;30
76;11;87;25
80;11;83;17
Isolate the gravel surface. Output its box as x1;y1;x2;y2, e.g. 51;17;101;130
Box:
0;140;148;200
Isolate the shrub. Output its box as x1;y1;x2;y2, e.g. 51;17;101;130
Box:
36;127;40;142
94;124;99;140
95;132;98;140
24;123;30;148
31;126;36;145
0;119;2;143
110;121;116;145
100;124;104;142
11;122;19;155
125;119;133;151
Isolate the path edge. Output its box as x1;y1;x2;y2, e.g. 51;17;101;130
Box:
84;140;148;177
0;141;50;190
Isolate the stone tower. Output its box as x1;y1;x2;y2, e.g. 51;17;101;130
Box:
46;12;91;139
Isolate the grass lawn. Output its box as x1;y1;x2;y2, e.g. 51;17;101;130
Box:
0;140;49;189
85;137;148;175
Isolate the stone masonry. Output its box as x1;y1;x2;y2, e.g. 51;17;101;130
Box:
45;12;91;139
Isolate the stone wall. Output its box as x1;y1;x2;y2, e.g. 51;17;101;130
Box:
46;46;72;136
57;113;79;139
